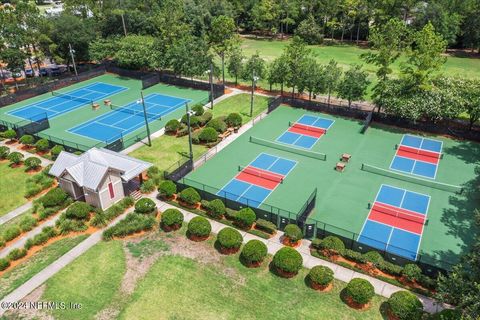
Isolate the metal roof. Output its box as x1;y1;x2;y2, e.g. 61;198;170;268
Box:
49;148;152;190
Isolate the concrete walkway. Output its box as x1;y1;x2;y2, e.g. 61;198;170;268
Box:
0;140;53;167
151;197;446;314
0;202;33;226
0;208;133;316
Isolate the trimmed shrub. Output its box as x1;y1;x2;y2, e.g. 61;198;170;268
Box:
140;180;156;193
217;227;243;252
206;117;227;133
4;129;16;140
225;208;237;220
207;199;225;219
430;309;461;320
308;265;334;288
377;261;403;276
241;240;267;266
402;264;422;282
225;113;242;127
283;224;303;243
176;123;189;137
165;119;181;133
272;247;303;277
318;236;345;253
24;157;42;170
255;219;277;234
387;291;423;320
35;138;49;152
187;216;211;239
135;198;157;214
235;208;256;229
191;131;200;144
50;145;64;159
161;208;183;230
0;258;10;271
19;134;34;146
103;213;156;240
158;180;176;198
344;278;375;305
198;127;218;143
0;146;9;159
56;218;87;235
8;152;23;165
179;187;201;206
192;104;205;116
363;251;384;266
39;188;68;208
2;225;21;242
7;248;27;261
147;166;159;179
343;249;367;264
65;201;92;220
181;114;200;127
198;112;213;126
19;215;38;232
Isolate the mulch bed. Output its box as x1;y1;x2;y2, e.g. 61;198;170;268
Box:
218;246;240;255
310;281;334;292
187;233;209;242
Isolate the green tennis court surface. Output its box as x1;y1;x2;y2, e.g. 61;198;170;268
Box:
185;105;480;268
0;74;208;150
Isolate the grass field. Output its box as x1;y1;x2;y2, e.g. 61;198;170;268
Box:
0;162;31;216
0;74;208;151
0;236;87;299
130;93;271;171
36;232;386;320
42;240;125;320
185;105;480;268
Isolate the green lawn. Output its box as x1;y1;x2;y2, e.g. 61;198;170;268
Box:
0;162;31;217
0;236;88;300
42;240;126;320
129;93;271;171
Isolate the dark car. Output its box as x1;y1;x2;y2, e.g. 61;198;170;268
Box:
50;66;61;76
25;69;34;78
39;68;48;77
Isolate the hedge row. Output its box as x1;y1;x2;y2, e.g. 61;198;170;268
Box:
24;168;55;198
103;213;156;240
90;196;135;227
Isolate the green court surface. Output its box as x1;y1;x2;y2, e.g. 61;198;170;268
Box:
0;74;208;150
185;105;480;268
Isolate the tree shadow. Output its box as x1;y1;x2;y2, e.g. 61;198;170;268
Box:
443;141;480;165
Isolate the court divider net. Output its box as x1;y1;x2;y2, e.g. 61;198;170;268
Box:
373;203;426;224
238;165;284;183
361;163;463;194
52;91;93;106
395;144;443;159
288;121;326;134
249;136;327;161
110;103;162;120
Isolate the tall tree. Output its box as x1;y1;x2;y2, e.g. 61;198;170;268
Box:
267;55;289;94
250;0;279;36
241;51;266;83
297;58;321;100
295;14;323;44
458;78;480;130
209;15;237;85
337;64;370;107
321;59;343;105
226;45;244;85
283;36;311;97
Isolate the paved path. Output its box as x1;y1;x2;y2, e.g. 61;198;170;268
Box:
0;208;133;317
0;141;53;167
151;197;446;314
0;211;62;259
0;202;33;226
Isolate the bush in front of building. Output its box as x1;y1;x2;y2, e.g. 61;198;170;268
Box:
37;188;69;208
179;187;201;206
271;247;303;278
387;291;423;320
158;180;177;199
134;198;157;215
65;201;93;220
160;208;184;231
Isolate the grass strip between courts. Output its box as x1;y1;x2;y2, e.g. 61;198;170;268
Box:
361;163;463;194
249;136;327;161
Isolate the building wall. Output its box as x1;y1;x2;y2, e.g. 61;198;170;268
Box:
97;171;124;210
58;175;84;200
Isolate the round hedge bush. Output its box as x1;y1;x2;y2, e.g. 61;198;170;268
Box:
161;208;184;230
225;113;242;127
0;146;9;159
217;227;243;253
284;224;303;243
199;127;218;143
272;247;303;277
165;119;181;133
50;145;64;158
192;104;205;116
181;114;200;127
387;291;423;320
235;208;256;229
35;138;49;152
402;264;422;282
241;240;267;266
319;236;345;253
363;251;384;266
24;157;41;170
179;187;201;206
308;265;334;288
187;216;211;240
65;201;92;220
19;134;34;146
158;180;177;198
4;129;16;140
344;278;375;306
8;152;23;164
206;118;227;133
135;198;157;214
208;199;225;219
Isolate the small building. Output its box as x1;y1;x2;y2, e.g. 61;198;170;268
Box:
49;148;152;210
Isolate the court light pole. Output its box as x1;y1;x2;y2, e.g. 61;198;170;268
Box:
250;72;259;117
205;62;214;110
139;91;152;147
69;43;78;78
185;103;195;161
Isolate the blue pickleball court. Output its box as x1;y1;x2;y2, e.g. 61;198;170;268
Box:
276;114;335;149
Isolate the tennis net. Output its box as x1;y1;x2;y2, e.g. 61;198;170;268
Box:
361;163;463;194
52;91;93;106
289;122;326;134
238;165;284;183
396;144;443;159
110;104;162;120
250;136;327;161
373;203;426;224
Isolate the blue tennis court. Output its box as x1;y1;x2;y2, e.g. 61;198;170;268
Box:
7;82;127;121
217;153;297;208
390;134;443;179
276;114;334;149
68;93;190;142
358;185;430;260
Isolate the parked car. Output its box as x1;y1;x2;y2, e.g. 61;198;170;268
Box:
50;66;61;76
39;68;48;77
25;69;35;78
